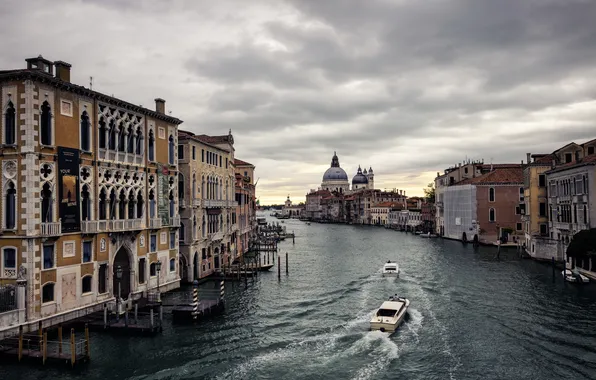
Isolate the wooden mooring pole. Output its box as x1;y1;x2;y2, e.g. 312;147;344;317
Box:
286;252;289;274
278;254;281;280
58;324;63;355
85;324;90;360
42;331;47;365
18;325;23;362
70;328;75;367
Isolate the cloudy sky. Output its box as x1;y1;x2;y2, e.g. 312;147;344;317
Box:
2;0;596;204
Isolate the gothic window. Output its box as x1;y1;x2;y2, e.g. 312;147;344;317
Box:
98;118;107;149
135;127;143;155
148;129;155;161
180;222;185;243
99;188;107;220
220;179;223;200
108;120;116;150
584;205;588;224
489;187;495;202
4;181;16;229
192;174;196;199
119;189;126;220
149;190;156;218
137;192;144;219
2;247;16;270
169;190;175;218
178;173;185;200
40;101;52;145
118;125;125;152
80;111;91;151
202;176;205;199
202;215;206;237
193;215;197;238
489;208;496;222
109;189;117;220
127;125;134;154
168;135;175;164
41;183;53;223
4;101;16;145
128;192;135;219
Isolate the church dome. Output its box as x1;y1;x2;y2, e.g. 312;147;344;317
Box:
352;165;369;185
322;151;349;182
323;167;348;181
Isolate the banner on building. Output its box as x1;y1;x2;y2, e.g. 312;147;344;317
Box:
58;147;80;232
157;163;170;226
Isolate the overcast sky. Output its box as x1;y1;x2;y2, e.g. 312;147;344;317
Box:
2;0;595;204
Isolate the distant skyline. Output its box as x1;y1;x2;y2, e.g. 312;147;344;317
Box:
2;0;595;205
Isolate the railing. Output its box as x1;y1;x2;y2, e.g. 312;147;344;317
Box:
150;218;162;229
204;199;225;208
0;285;17;313
40;221;61;237
193;199;201;207
171;216;181;227
553;222;572;231
81;220;99;233
227;200;238;208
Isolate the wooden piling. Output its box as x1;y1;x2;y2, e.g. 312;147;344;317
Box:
150;308;154;329
292;231;295;244
85;324;90;359
18;325;23;362
552;256;556;281
286;252;289;274
70;328;75;367
103;304;108;328
58;325;63;355
135;303;139;324
42;331;47;365
278;255;281;280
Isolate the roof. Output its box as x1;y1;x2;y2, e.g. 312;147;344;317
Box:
234;158;254;167
529;154;555;166
0;68;182;125
546;154;596;174
458;167;523;185
373;201;399;208
307;189;332;197
179;130;233;151
478;163;523;170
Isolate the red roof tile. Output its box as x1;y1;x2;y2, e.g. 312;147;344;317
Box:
234;158;253;166
458;167;523;185
547;154;596;173
196;134;232;145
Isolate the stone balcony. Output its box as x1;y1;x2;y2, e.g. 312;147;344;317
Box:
171;216;181;227
149;218;162;229
204;199;226;208
40;221;61;237
82;219;144;233
192;199;201;207
209;231;224;241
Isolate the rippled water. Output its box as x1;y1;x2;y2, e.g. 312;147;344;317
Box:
4;213;596;380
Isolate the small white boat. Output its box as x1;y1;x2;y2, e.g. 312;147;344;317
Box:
370;295;410;333
382;261;399;277
562;269;590;283
419;232;438;238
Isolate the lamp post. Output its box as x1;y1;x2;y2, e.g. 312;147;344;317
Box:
116;265;122;322
156;260;162;303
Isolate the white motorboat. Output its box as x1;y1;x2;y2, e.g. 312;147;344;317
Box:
370;295;410;333
382;261;399;277
419;232;438;238
562;269;590;283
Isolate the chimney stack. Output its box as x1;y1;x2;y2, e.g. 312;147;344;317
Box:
155;98;166;114
54;61;71;83
526;153;531;164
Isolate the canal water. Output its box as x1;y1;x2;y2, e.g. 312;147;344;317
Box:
3;213;596;380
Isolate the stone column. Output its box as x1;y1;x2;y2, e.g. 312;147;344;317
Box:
16;265;27;323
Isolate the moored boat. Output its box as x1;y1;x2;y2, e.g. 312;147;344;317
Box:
562;269;590;283
370;295;410;333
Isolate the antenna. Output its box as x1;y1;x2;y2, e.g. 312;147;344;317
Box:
90;76;93;90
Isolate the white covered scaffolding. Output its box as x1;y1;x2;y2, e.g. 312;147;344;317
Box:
444;184;477;241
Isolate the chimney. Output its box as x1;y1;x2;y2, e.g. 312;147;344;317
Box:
526;153;531;164
54;61;71;83
155;98;166;114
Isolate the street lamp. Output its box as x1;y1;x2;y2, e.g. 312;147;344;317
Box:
156;260;162;303
116;265;122;321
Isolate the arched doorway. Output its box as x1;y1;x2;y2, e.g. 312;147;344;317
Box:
113;247;131;300
179;253;188;283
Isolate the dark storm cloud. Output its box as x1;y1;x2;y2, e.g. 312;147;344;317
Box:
2;0;595;203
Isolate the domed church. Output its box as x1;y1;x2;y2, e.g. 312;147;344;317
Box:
320;152;375;193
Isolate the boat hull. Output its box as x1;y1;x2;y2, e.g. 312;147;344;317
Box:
370;299;409;333
382;272;399;278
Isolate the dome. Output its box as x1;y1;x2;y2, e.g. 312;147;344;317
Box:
323;167;348;181
352;165;369;185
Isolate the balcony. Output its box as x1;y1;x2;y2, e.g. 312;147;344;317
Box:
171;216;181;227
81;220;99;233
192;199;201;207
552;221;572;231
204;199;226;208
40;221;61;237
226;200;238;208
210;231;224;241
149;218;162;229
179;199;188;209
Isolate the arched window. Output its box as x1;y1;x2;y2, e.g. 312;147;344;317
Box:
202;176;205;199
584;205;588;224
42;283;55;303
219;179;223;200
225;180;229;200
108;120;116;150
489;208;496;222
169;190;175;218
128;192;135;219
98;117;107;149
149;190;156;218
180;222;185;243
220;215;223;231
192;174;196;199
193;215;197;239
82;185;91;221
178;173;185;200
5;181;16;229
118;189;126;220
99;188;107;220
40;101;52;145
168;135;175;164
5;101;16;145
135;127;143;155
202;215;206;237
170;258;175;272
148;130;155;161
80;111;90;151
41;183;53;223
136;192;144;219
109;189;117;220
117;124;125;152
127;125;134;154
488;187;495;202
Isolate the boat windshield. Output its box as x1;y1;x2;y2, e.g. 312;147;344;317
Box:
384;266;397;270
377;308;397;317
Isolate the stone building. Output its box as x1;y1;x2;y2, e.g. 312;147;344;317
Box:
234;158;257;259
177;130;236;282
0;56;182;336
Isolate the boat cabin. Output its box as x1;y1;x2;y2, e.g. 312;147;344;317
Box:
383;263;398;272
